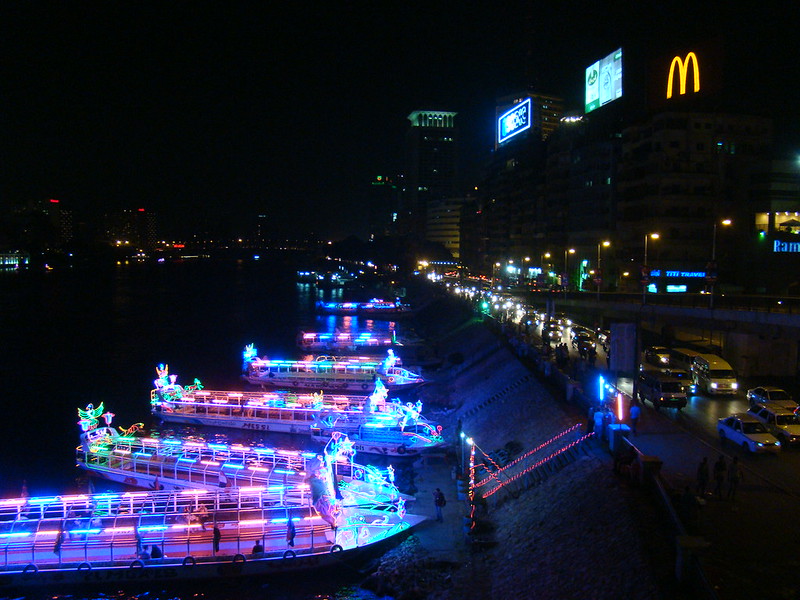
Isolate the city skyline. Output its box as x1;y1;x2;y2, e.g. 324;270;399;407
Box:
4;2;799;240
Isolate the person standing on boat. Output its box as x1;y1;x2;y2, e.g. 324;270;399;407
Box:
218;471;228;489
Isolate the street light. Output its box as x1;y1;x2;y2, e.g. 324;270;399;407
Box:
643;233;659;303
709;219;732;309
596;240;610;300
564;248;575;294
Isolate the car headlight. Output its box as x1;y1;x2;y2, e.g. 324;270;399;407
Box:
775;441;781;446
711;382;718;389
732;383;738;389
757;442;764;447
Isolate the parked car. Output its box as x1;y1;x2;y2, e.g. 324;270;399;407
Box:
717;414;781;453
644;346;671;367
747;403;800;446
746;386;796;407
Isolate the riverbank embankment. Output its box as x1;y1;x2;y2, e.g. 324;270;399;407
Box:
362;290;684;600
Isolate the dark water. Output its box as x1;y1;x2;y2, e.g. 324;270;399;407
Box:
0;258;405;600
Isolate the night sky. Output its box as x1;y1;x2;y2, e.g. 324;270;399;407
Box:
4;2;799;240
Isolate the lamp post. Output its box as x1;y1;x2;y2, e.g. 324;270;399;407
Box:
492;262;500;291
642;233;659;304
709;219;732;309
542;252;551;287
563;248;575;295
596;240;610;300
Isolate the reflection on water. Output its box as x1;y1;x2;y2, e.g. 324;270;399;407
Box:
0;260;415;599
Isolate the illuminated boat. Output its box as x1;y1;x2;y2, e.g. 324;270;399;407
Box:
297;330;399;353
315;298;413;317
78;403;410;508
151;370;443;456
0;486;424;591
242;345;423;392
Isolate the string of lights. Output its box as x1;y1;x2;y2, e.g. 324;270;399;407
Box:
474;423;583;488
481;432;595;498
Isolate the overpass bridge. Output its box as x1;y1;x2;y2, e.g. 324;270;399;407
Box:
512;291;800;378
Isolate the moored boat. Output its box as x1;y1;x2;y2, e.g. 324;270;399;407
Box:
0;486;424;591
151;369;443;456
78;402;410;509
242;345;423;392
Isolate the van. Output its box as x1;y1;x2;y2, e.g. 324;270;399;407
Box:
637;371;688;410
669;348;702;373
691;354;739;395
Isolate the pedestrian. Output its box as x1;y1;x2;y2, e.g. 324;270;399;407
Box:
727;456;743;500
593;406;605;439
433;488;446;522
713;455;726;499
696;457;709;496
213;526;221;552
629;401;641;436
588;345;597;367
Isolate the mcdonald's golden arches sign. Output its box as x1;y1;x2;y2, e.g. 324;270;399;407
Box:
666;52;700;99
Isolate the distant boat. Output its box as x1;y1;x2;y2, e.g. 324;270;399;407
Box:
241;345;424;392
297;330;399;353
150;370;443;456
315;298;413;318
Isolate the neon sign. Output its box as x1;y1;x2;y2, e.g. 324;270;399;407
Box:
774;240;800;253
497;98;531;144
666;52;700;99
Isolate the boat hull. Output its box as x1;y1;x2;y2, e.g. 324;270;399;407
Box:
0;533;412;592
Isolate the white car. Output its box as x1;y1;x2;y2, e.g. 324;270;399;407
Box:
747;403;800;446
717;414;781;454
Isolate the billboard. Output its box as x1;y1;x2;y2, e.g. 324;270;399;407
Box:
585;48;623;113
497;97;531;144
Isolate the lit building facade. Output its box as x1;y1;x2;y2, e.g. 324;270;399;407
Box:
402;110;458;239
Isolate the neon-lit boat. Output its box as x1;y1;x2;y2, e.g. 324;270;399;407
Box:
297;330;399;353
151;369;444;456
0;486;424;590
78;402;411;508
315;298;413;317
242;345;423;392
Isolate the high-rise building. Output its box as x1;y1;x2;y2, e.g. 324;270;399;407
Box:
426;197;464;259
402;110;458;239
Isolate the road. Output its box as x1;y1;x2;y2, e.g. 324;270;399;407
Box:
535;316;800;498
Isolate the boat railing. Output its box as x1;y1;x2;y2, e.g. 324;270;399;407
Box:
0;494;366;569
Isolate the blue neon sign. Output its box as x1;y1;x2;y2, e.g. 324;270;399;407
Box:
498;98;531;144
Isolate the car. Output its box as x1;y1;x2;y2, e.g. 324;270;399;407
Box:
746;386;796;407
747;403;800;446
571;330;596;351
596;329;610;350
542;322;563;341
553;312;572;327
644;346;671;367
662;368;695;394
637;372;687;410
717;413;781;454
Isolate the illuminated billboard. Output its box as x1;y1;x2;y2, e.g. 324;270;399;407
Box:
585;48;623;113
497;97;531;144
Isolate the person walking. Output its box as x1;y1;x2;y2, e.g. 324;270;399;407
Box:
727;456;743;500
629;401;641;436
696;457;710;496
713;455;726;500
433;488;446;523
